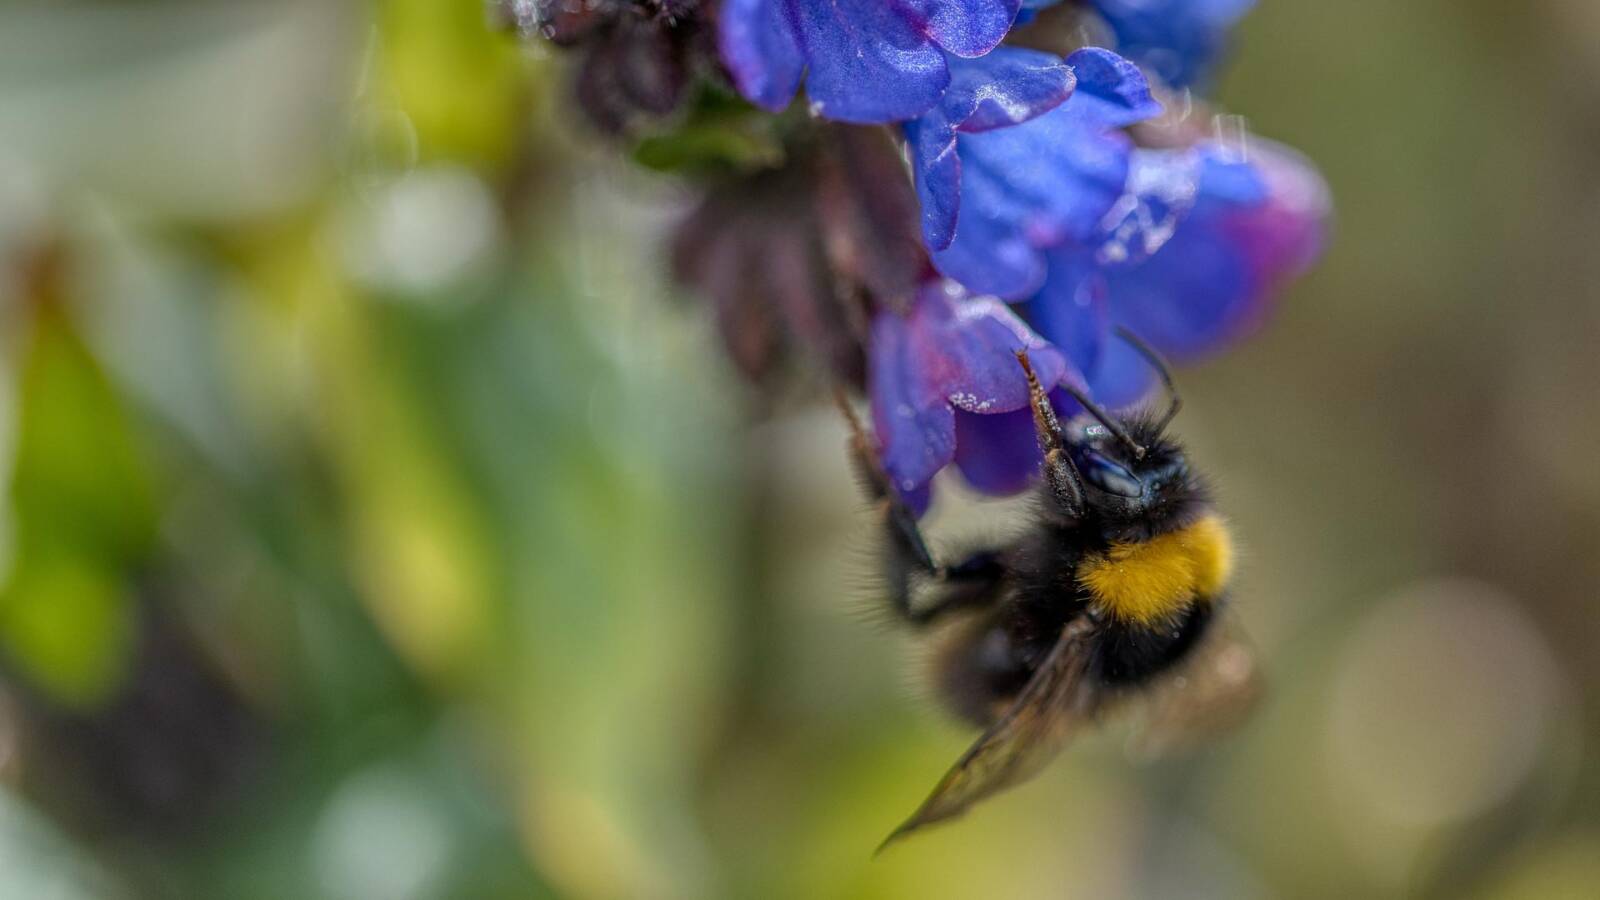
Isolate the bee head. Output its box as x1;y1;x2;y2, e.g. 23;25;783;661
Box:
1036;331;1204;534
1066;414;1194;523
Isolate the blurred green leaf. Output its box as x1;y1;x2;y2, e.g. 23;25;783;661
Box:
9;307;154;559
376;0;526;167
223;221;498;686
0;554;132;710
1;304;154;708
632;88;787;174
633;122;784;174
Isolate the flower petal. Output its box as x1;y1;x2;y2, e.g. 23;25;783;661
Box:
1061;47;1162;129
937;295;1067;413
951;386;1099;496
945;47;1076;134
909;47;1076;251
900;480;934;518
928;96;1136;296
1227;140;1331;289
718;0;1055;123
906;0;1023;58
717;0;805;112
954;406;1042;494
793;0;950;123
870;282;1074;500
871;302;958;494
1104;140;1328;360
1094;146;1206;267
1025;250;1161;408
1028;250;1110;378
929;207;1048;299
906;115;963;251
1082;336;1157;409
959;98;1135;248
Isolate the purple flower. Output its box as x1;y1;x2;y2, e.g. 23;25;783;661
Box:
869;280;1077;510
1027;139;1331;407
673;126;928;386
881;140;1329;510
717;0;1025;123
904;46;1078;251
910;47;1162;299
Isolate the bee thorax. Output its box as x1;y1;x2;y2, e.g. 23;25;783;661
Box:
1076;515;1234;625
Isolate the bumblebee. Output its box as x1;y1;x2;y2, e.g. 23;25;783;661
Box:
839;332;1260;849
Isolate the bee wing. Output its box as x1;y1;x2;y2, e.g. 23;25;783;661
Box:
880;618;1098;850
1125;612;1263;759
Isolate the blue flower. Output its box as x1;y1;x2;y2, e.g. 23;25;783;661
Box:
717;0;1025;123
881;139;1329;509
910;47;1161;299
903;46;1079;250
868;280;1077;511
1029;139;1330;407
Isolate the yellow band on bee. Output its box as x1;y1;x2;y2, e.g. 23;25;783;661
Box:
1078;515;1235;625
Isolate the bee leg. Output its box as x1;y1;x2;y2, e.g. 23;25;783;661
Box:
833;390;1007;627
1014;351;1087;520
900;550;1007;626
833;390;936;567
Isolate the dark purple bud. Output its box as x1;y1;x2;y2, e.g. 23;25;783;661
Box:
673;202;786;379
673;161;866;385
506;0;708;134
576;21;692;133
813;125;928;314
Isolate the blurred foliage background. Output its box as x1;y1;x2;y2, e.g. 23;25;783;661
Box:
0;1;1597;898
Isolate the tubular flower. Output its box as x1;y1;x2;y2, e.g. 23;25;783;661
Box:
879;140;1329;504
910;47;1161;299
1028;139;1331;407
511;0;1332;525
903;46;1079;252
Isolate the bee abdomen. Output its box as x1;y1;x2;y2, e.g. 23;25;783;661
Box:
929;615;1033;727
1092;601;1217;686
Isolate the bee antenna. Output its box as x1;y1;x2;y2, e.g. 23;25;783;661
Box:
1016;350;1146;460
1058;382;1146;460
1114;326;1182;433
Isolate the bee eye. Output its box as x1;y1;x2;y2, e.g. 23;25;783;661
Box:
1076;449;1143;498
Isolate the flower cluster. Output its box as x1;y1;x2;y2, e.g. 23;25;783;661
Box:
515;0;1329;513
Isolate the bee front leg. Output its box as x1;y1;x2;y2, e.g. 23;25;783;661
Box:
1015;351;1087;521
833;391;1007;627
